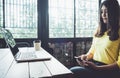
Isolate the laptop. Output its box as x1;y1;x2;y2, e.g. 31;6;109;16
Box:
2;29;51;62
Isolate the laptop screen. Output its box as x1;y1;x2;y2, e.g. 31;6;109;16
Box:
2;29;19;56
3;29;16;47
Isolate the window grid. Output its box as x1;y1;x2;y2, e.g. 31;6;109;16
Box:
4;0;37;38
0;0;3;38
49;0;74;38
0;0;3;28
76;0;98;37
49;0;98;38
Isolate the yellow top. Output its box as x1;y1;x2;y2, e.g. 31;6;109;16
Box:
87;30;120;68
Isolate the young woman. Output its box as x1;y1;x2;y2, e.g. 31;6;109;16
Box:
70;0;120;78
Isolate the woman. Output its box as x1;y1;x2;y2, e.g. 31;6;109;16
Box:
70;0;120;78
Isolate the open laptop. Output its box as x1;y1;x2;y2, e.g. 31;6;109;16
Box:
2;29;51;62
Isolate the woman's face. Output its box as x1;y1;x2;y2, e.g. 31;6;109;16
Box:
101;5;108;24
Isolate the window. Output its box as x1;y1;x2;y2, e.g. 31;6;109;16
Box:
76;0;98;37
0;0;3;38
49;0;74;38
1;0;37;38
49;0;98;38
0;0;3;28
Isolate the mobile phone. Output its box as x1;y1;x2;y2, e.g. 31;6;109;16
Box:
74;56;82;62
74;56;79;59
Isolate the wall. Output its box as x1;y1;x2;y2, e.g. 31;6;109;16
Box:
48;40;92;68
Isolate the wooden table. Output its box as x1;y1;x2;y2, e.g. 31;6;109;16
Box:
0;47;73;78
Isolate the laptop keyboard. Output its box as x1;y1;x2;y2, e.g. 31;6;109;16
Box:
20;52;37;59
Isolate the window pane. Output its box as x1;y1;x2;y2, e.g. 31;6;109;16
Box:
49;0;74;38
0;0;3;38
0;0;3;28
5;0;37;38
76;0;98;37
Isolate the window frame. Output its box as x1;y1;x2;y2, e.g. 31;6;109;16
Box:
0;0;101;51
48;0;99;38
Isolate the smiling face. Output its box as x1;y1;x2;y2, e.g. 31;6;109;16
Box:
101;5;108;24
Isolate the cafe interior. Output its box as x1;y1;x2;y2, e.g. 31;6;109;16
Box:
0;0;120;69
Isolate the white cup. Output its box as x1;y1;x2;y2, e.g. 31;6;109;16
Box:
33;40;41;51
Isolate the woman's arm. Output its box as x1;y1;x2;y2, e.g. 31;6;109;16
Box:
86;61;119;70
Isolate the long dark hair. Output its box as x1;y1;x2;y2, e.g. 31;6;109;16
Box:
95;0;120;41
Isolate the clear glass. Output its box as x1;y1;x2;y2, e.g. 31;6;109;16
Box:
76;0;98;37
0;0;3;38
5;0;37;38
49;0;74;38
49;0;99;38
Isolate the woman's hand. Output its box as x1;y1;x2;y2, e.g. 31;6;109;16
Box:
76;59;88;67
75;55;98;70
75;54;88;66
80;54;88;60
85;61;119;71
85;61;98;70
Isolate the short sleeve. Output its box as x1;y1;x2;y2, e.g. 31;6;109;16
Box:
117;30;120;68
86;37;95;59
116;44;120;68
